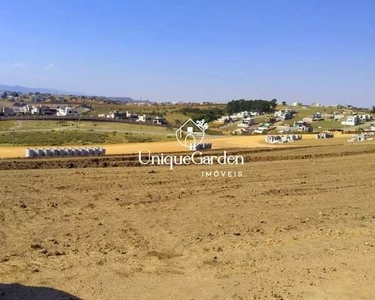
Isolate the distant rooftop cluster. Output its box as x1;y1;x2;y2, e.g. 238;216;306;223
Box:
0;89;217;106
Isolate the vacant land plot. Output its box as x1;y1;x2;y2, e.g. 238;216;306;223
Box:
0;120;172;133
1;143;375;299
84;103;226;124
0;120;174;147
0;133;362;158
0;130;175;147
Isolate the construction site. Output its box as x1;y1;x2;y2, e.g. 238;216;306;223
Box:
1;141;375;299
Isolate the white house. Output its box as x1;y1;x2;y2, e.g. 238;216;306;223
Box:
105;111;126;119
31;106;41;115
359;114;373;122
235;111;250;118
31;106;52;115
137;114;152;122
106;112;116;119
153;116;167;125
341;116;360;126
229;115;241;122
333;114;345;121
242;117;256;125
215;116;231;124
274;110;293;121
293;121;313;132
57;106;77;117
19;105;32;114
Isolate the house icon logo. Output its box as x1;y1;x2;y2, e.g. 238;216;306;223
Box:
175;119;208;149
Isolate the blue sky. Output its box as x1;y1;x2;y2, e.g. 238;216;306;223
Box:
0;0;374;106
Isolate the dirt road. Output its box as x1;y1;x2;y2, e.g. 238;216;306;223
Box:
0;134;352;159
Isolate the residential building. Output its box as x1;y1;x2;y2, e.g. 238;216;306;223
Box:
153;116;167;125
56;106;77;117
0;106;14;116
341;116;360;126
359;114;373;122
293;121;313;132
137;114;152;122
274;109;293;121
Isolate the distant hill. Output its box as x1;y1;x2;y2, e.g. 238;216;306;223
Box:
0;84;81;95
0;84;149;103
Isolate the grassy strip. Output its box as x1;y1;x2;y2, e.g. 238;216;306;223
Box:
0;130;175;146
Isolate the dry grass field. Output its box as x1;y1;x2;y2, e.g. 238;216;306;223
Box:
0;133;354;159
1;141;375;299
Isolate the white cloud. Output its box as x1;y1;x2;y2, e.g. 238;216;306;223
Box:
0;62;29;69
44;63;56;70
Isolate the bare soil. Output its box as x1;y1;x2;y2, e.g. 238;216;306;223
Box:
0;134;353;159
1;143;375;299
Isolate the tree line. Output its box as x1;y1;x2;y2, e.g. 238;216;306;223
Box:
179;107;224;123
226;99;277;114
176;99;278;124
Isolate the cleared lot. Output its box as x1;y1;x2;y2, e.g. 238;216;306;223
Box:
0;133;355;159
1;143;375;299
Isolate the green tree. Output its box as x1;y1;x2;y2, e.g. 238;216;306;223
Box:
270;99;277;110
227;99;278;114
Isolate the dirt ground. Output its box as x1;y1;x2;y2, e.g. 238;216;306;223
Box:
1;143;375;299
0;133;353;159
